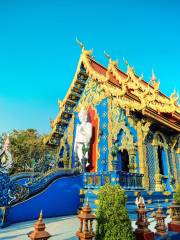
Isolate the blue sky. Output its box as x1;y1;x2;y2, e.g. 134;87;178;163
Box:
0;0;180;134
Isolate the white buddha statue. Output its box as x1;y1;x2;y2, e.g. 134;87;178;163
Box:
74;108;92;167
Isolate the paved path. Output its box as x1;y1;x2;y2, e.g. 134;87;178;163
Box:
0;215;171;240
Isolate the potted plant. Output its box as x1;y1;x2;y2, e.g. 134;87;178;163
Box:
96;183;134;240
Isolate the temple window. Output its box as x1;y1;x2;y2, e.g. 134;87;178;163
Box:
157;146;164;175
59;146;64;158
121;149;129;172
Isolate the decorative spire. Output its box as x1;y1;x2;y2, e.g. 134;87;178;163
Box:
170;89;179;104
150;69;160;91
123;57;135;74
50;118;54;128
58;99;64;109
76;37;93;57
28;210;51;239
104;51;118;67
86;197;89;205
39;210;43;221
123;57;129;66
151;69;156;82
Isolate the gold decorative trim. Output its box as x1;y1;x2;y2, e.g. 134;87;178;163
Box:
163;191;171;196
136;120;151;189
47;48;180;145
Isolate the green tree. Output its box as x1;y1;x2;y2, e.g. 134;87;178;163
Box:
0;129;56;174
174;184;180;204
96;183;134;240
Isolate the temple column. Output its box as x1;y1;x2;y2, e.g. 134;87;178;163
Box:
168;148;177;189
154;145;163;192
170;136;179;186
136;121;150;190
128;148;137;173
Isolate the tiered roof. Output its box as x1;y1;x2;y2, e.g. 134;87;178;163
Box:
45;44;180;146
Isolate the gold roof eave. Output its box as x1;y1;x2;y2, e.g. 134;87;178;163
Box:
46;48;180;145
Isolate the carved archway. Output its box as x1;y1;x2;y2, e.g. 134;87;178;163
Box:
117;126;137;173
152;131;170;191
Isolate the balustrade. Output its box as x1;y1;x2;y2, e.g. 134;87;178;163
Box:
83;171;144;190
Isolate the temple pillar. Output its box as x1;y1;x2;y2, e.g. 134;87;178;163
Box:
128;148;137;173
171;148;178;185
136;121;149;190
170;136;179;186
154;145;163;192
153;136;170;192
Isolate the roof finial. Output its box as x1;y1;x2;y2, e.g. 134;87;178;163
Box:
58;99;63;109
104;50;118;67
150;69;160;91
39;210;43;221
123;57;129;66
170;89;179;104
86;197;89;205
151;69;156;83
50;118;54;128
104;50;111;60
76;37;84;49
76;37;93;57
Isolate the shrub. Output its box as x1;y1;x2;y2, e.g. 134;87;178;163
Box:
174;184;180;204
96;183;134;240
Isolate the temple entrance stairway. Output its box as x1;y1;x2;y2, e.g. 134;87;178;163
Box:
81;188;173;220
0;169;83;227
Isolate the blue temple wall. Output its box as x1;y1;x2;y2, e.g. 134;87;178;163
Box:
175;152;180;183
161;134;174;191
145;130;156;191
96;98;109;172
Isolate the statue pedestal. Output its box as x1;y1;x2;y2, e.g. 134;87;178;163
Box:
168;223;180;232
134;231;154;240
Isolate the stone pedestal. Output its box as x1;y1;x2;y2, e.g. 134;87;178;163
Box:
28;211;51;240
76;203;96;240
155;207;167;236
134;203;154;240
134;231;154;240
168;222;180;232
168;204;180;233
